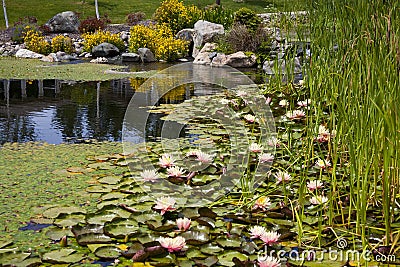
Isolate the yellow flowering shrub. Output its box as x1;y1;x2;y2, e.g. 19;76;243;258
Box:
129;24;188;62
51;35;74;54
23;28;51;55
82;30;125;52
153;0;201;34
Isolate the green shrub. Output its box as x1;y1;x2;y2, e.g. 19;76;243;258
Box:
203;5;234;30
23;27;51;55
233;7;263;32
82;30;125;52
11;16;39;43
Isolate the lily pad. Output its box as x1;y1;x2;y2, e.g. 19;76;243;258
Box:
42;248;85;264
94;246;121;259
193;256;218;267
181;231;210;245
217;251;248;267
216;236;242;248
97;176;122;185
42;206;86;219
104;219;140;238
200;243;224;255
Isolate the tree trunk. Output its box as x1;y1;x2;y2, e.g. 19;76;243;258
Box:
2;0;9;28
216;0;221;5
95;0;100;19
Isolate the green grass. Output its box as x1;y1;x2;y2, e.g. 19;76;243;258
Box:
0;0;309;29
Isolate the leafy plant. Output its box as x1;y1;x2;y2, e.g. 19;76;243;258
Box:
82;30;125;52
202;5;234;30
233;7;262;32
11;16;39;43
23;27;51;55
51;35;74;54
78;15;111;33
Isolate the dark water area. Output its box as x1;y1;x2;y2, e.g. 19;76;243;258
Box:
0;78;223;145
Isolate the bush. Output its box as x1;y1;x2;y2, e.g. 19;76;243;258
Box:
51;35;74;54
216;23;270;54
203;5;234;30
153;0;201;34
233;7;263;32
78;15;111;33
82;30;125;52
129;24;188;61
23;27;51;55
11;16;39;43
126;12;146;26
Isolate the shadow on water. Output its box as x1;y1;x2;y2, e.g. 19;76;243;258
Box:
0;77;224;145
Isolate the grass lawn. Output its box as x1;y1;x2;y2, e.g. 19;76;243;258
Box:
0;0;309;29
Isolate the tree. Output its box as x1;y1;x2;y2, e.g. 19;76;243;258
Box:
2;0;8;28
95;0;100;19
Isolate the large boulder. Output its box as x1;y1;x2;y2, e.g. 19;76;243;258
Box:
193;43;218;65
211;51;257;68
137;48;156;62
263;57;302;75
121;52;140;62
192;20;224;58
92;43;120;58
15;49;43;59
44;11;80;33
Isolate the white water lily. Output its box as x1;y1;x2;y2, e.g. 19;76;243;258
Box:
259;153;274;163
249;143;264;153
140;169;160;182
309;195;329;205
167;166;185;177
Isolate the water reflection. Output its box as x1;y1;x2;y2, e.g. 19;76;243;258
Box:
0;78;222;144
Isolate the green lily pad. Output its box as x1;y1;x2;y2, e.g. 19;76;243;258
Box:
94;246;121;259
42;249;85;264
194;256;218;267
54;214;86;227
45;228;73;241
104;219;139;238
216;236;242;248
0;251;30;265
181;231;210;245
97;176;122;185
217;251;248;267
86;185;113;193
76;233;113;245
200;243;224;255
88;162;116;170
0;241;12;249
42;206;86;219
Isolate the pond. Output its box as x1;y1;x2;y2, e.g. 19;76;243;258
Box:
0;63;244;145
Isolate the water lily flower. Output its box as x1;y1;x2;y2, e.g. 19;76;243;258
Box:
249;225;268;239
275;171;291;184
220;98;230;105
258;256;281;267
309;195;329;205
297;99;311;107
244;114;256;123
186;149;200;157
286;109;306;120
260;231;281;245
265;97;272;105
140;169;160;182
253;196;271;211
159;153;175;168
267;137;280;147
196;151;214;164
154;196;176;215
176;217;191;231
259;153;274;163
249;143;264;153
316;125;336;143
298;79;305;86
315;159;331;169
158;236;186;252
307;180;323;191
167;166;185;177
278;99;289;107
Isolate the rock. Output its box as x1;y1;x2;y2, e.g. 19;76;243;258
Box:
176;29;195;42
137;48;156;62
15;49;44;59
120;32;130;42
90;57;108;64
40;53;58;62
211;51;257;68
121;52;140;62
92;43;120;58
263;57;302;75
44;11;80;33
193;43;218;65
192;20;224;58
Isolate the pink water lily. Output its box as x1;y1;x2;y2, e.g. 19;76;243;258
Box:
154;196;176;215
176;217;191;231
260;231;281;245
259;153;274;163
286;109;306;120
258;256;281;267
278;99;289;107
307;180;323;191
244;114;256;123
249;225;268;239
159;153;175;168
310;195;329;205
167;166;185;177
275;171;291;184
140;169;160;182
196;151;214;164
253;196;271;211
249;143;264;153
315;159;331;169
159;236;186;252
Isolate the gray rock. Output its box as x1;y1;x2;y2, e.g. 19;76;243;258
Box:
176;29;195;42
15;49;44;59
211;51;257;68
192;20;224;58
40;53;59;62
92;43;120;58
121;52;140;62
120;32;130;42
44;11;80;33
263;57;302;75
193;43;218;65
137;48;156;62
